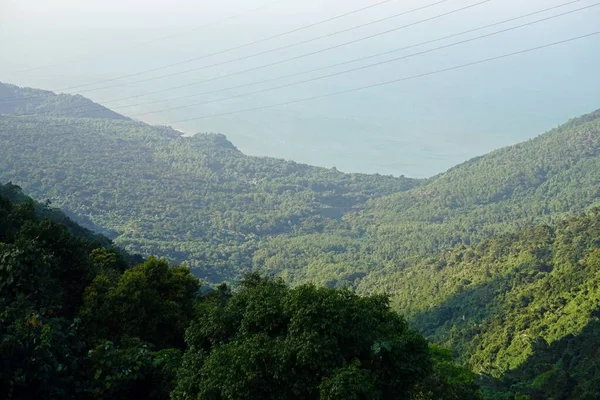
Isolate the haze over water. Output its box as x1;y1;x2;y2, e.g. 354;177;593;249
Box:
1;0;599;177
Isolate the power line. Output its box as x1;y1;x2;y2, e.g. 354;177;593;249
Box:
63;0;403;88
1;0;483;105
127;3;597;118
7;30;597;133
2;0;289;75
165;31;600;123
61;0;456;95
113;0;584;111
10;0;586;119
0;0;410;99
72;0;498;110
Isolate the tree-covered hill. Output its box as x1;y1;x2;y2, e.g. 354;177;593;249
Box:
255;108;600;286
0;81;128;120
0;183;479;399
0;92;419;281
1;82;599;288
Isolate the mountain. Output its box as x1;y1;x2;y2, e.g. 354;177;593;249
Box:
0;83;419;282
1;81;599;285
369;210;600;399
250;107;600;397
0;81;128;120
0;181;117;250
362;108;600;258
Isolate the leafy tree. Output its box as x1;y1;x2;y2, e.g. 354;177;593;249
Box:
174;274;432;400
85;340;181;400
5;81;600;399
80;257;199;349
0;185;198;398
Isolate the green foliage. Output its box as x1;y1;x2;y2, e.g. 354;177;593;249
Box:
0;185;481;399
377;211;600;399
174;274;433;400
0;99;418;282
86;340;181;400
0;184;198;398
414;344;482;400
81;257;199;348
4;83;600;399
319;361;378;400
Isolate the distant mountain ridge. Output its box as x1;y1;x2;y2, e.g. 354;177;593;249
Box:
0;81;128;120
0;82;419;281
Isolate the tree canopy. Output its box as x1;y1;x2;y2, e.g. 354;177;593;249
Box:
175;275;432;400
0;184;477;399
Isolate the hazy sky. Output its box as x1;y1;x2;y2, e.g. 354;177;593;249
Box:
1;0;599;177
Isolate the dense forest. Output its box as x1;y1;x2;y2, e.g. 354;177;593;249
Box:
0;81;420;282
3;82;599;288
0;183;479;399
366;210;600;399
256;109;600;287
2;82;600;398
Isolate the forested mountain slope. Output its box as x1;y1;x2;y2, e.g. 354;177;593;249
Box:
0;82;127;120
362;108;600;259
255;108;600;286
0;181;109;244
365;210;600;400
0;182;479;399
0;87;418;281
